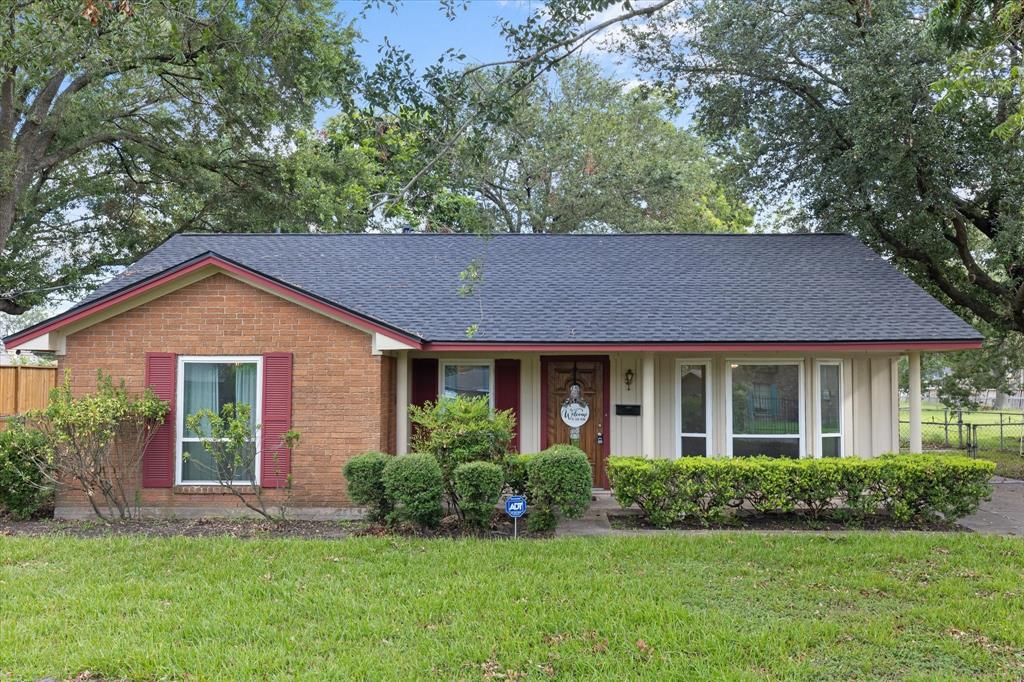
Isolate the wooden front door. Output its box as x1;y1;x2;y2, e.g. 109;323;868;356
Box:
542;357;610;488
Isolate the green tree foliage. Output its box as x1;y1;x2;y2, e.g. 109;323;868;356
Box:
284;109;490;233
902;328;1024;408
932;0;1024;139
0;0;360;314
312;58;750;233
619;0;1024;336
446;59;751;233
423;0;1021;337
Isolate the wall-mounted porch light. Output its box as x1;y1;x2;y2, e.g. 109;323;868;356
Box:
624;368;635;391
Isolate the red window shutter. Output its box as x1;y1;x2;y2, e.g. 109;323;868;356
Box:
260;352;293;488
142;352;176;488
411;358;439;407
494;359;521;452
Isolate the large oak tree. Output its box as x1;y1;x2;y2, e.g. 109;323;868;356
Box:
393;0;1023;337
0;0;359;314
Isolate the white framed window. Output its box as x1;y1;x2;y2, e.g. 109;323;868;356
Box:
676;359;712;457
176;356;263;485
816;360;844;458
439;360;494;406
726;360;805;459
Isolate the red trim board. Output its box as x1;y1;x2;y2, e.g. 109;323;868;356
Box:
424;340;981;353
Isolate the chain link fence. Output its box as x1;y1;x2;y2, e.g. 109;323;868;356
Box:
899;406;1024;455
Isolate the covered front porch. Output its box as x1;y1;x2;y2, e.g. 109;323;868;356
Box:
390;347;935;472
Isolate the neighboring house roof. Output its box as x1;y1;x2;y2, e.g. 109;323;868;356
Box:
5;233;982;349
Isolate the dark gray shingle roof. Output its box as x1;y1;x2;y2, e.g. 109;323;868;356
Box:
74;233;980;344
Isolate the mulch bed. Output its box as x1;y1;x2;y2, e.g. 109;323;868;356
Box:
0;512;547;540
607;510;966;532
354;513;547;539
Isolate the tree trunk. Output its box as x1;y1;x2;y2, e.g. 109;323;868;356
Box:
994;391;1008;410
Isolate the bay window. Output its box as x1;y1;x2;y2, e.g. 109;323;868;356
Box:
677;360;712;457
177;356;262;484
728;361;804;458
817;361;843;457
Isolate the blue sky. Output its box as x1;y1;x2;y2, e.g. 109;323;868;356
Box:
344;1;534;71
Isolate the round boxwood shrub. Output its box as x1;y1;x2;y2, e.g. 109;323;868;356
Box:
454;461;504;529
526;445;592;532
501;453;535;496
342;451;393;522
382;453;444;528
0;423;52;520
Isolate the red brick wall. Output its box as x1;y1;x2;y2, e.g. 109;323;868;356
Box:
57;273;391;513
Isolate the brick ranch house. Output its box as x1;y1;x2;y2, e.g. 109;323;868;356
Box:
4;233;981;519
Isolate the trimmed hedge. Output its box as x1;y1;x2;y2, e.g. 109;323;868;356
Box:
0;423;51;520
454;461;505;529
608;455;994;527
382;454;444;528
525;445;592;532
342;452;393;522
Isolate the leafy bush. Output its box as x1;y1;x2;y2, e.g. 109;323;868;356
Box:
0;423;52;520
185;403;301;522
27;371;170;521
410;395;515;515
382;453;444;528
525;445;592;532
607;455;994;528
875;454;994;523
502;453;535;495
605;457;740;527
343;452;393;522
454;461;504;529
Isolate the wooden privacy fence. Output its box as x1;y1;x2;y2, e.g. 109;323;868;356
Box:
0;365;57;431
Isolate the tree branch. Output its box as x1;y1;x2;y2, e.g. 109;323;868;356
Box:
946;213;1010;298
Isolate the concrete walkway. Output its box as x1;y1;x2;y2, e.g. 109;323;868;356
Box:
555;480;1024;537
959;477;1024;536
553;491;619;537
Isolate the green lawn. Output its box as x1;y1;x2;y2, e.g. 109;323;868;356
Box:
900;404;1024;454
3;534;1024;680
971;450;1024;479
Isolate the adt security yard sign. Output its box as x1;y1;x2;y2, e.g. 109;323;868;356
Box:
505;496;526;518
505;495;526;538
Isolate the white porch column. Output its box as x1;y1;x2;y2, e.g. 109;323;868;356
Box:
908;351;922;453
641;352;656;455
396;350;409;455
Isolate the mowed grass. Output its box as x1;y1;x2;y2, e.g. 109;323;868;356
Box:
900;404;1024;463
3;535;1024;680
969;450;1024;479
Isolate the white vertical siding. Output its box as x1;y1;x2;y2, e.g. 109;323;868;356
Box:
402;350;902;459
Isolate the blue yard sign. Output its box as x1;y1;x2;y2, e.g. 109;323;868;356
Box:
505;495;526;538
505;496;527;518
